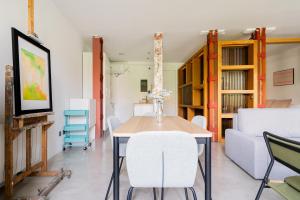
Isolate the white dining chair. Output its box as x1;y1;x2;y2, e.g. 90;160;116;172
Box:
126;131;199;200
105;116;126;200
191;115;207;181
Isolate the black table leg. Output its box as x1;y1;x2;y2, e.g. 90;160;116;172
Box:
113;137;120;200
205;137;211;200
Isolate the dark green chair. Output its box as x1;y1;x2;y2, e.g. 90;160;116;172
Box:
255;132;300;200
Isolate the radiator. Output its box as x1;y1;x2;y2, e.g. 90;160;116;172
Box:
0;124;42;185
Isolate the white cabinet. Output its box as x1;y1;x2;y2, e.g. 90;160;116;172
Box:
69;98;96;142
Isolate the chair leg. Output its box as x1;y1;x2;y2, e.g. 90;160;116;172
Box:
184;188;189;200
153;188;157;200
255;160;274;200
105;172;114;200
105;157;125;200
161;188;164;200
127;187;134;200
198;158;205;181
189;187;197;200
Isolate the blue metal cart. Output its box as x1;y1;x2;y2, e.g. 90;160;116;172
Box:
63;110;91;151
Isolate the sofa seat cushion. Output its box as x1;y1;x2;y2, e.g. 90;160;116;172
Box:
285;176;300;192
268;181;300;200
237;108;300;137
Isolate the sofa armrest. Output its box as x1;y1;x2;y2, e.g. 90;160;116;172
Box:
225;129;269;179
232;114;238;130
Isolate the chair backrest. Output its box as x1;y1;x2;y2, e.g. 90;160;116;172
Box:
263;131;300;173
191;115;207;129
107;116;121;146
126;131;198;188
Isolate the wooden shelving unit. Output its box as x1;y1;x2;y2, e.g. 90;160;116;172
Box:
217;40;258;141
178;29;300;142
178;47;208;122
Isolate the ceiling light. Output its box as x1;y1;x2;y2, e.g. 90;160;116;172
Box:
243;27;277;34
200;29;225;35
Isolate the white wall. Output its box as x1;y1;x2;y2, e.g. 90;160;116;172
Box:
82;52;113;130
266;44;300;105
0;0;83;162
111;62;182;122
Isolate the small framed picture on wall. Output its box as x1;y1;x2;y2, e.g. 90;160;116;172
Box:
273;68;294;86
140;79;148;92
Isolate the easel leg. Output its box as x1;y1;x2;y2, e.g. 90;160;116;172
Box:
5;139;13;197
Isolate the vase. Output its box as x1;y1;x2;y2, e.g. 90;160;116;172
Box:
155;100;163;123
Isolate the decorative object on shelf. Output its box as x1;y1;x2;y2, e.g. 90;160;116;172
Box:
273;68;294;86
140;79;148;92
12;28;53;116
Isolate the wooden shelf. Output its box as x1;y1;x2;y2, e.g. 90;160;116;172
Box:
179;82;192;88
178;47;208;121
221;65;255;70
179;105;204;109
179;104;192;108
221;113;234;118
221;90;254;94
219;40;255;46
193;84;204;90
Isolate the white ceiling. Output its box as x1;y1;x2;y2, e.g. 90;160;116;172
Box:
52;0;300;62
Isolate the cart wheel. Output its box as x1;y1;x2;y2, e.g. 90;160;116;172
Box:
63;147;66;151
88;142;92;147
83;147;87;150
69;142;72;145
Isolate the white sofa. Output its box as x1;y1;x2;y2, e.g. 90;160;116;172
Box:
225;108;300;179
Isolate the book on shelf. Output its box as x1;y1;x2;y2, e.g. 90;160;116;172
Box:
222;71;246;90
222;47;249;65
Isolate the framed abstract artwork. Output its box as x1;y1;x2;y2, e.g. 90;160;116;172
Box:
273;68;294;86
11;28;53;116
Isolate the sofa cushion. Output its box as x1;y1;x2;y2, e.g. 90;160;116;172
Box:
285;176;300;192
238;108;300;137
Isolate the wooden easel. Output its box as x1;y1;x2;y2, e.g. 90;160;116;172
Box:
4;65;61;198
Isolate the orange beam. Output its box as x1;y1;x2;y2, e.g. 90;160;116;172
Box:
92;37;104;137
207;30;218;141
253;28;267;108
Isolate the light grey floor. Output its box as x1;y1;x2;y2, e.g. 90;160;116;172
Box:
0;135;282;200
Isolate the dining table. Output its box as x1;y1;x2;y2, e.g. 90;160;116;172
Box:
112;116;213;200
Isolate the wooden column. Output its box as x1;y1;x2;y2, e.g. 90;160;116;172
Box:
92;37;104;137
252;28;266;108
153;32;163;93
207;30;218;142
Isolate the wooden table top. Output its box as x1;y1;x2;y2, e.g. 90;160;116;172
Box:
113;116;212;138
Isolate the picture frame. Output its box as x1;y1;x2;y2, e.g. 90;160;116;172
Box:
11;28;53;116
273;68;294;86
140;79;148;92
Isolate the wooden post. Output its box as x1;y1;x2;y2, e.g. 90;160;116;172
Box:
41;125;48;171
253;28;267;108
26;129;32;170
28;0;34;34
207;30;218;142
4;65;14;197
92;37;104;137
